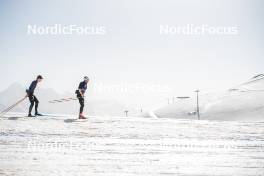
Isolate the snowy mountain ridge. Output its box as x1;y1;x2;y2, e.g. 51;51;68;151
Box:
154;75;264;121
230;74;264;92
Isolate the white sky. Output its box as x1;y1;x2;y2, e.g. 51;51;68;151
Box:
0;0;263;107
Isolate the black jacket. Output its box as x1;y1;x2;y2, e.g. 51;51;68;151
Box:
26;80;38;95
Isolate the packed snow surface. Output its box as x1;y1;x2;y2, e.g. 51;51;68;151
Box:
0;113;264;176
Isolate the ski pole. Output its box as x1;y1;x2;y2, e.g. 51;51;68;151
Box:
49;97;77;103
0;99;23;114
0;96;27;117
49;97;78;103
0;96;27;115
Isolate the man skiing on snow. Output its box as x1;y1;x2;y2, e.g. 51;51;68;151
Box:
26;75;43;117
76;76;89;119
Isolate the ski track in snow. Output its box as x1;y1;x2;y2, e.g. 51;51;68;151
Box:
0;113;264;176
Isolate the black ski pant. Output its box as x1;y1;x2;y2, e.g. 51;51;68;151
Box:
78;97;84;114
28;94;39;115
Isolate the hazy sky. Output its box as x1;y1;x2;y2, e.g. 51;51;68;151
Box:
0;0;263;107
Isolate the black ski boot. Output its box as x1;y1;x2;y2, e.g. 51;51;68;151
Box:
35;113;43;116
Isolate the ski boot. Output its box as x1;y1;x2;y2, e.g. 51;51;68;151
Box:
79;113;86;119
28;114;34;117
35;113;43;116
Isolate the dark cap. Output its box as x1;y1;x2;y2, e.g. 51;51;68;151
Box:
37;75;43;79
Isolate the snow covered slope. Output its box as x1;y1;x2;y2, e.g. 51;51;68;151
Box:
154;75;264;121
0;113;264;175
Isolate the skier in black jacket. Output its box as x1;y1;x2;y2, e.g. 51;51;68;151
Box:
76;76;89;119
26;75;43;117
